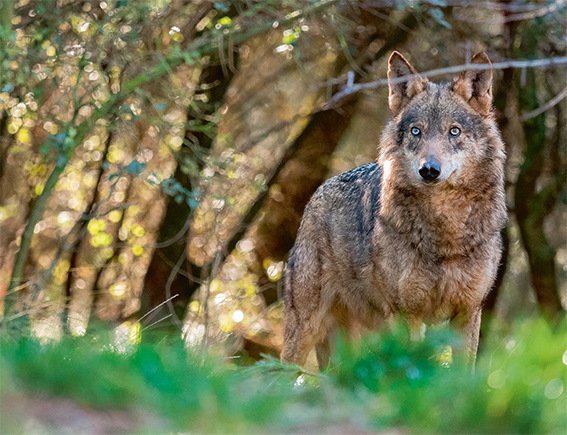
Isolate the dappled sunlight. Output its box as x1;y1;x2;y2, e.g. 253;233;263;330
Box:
0;0;565;433
183;238;285;354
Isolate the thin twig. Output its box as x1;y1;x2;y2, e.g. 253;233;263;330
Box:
143;313;173;331
154;213;193;248
218;33;229;77
134;294;179;326
203;251;222;346
156;250;203;283
165;251;186;329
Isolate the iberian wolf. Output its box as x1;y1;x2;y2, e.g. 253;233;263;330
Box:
282;52;507;369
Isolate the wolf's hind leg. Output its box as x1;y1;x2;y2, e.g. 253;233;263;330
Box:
281;316;319;366
282;305;334;367
315;329;333;370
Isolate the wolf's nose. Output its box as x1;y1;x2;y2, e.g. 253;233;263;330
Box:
419;159;441;181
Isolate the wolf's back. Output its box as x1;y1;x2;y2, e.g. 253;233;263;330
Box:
286;162;382;290
282;162;383;364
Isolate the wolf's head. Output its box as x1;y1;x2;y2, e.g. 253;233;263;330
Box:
379;51;505;188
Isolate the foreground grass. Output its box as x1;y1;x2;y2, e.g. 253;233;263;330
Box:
1;318;565;434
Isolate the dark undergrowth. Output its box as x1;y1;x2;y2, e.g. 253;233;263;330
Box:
1;318;565;434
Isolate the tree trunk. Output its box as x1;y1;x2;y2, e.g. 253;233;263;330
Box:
139;63;236;328
514;24;565;318
480;9;517;324
250;101;361;306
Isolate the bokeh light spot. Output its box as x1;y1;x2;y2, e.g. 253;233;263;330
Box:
232;310;244;323
545;379;564;399
487;370;506;389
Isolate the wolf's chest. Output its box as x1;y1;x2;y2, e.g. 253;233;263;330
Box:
392;254;490;322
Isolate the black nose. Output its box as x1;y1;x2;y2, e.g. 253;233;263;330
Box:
419;159;441;181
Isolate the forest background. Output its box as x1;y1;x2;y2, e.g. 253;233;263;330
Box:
0;0;565;433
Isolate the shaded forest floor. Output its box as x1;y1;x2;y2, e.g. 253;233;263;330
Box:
1;319;565;434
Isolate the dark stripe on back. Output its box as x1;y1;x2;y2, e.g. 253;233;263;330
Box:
368;165;382;238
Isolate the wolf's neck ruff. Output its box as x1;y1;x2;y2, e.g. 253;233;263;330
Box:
378;146;506;262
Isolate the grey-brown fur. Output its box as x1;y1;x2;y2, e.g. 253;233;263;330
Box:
281;52;507;369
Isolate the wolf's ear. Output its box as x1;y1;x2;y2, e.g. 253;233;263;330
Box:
453;52;493;116
388;51;428;115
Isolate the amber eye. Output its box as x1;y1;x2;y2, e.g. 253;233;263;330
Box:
450;127;461;137
411;127;421;136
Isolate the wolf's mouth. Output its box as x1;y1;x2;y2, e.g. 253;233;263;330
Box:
419;168;458;185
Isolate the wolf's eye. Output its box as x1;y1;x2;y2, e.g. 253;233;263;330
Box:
449;127;461;137
411;127;421;136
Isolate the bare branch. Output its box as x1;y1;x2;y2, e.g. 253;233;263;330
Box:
322;56;567;109
362;0;546;13
454;0;566;23
154;214;193;249
520;85;567;122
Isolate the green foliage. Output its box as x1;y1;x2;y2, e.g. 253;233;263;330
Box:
332;319;567;433
0;331;284;433
332;322;462;393
2;319;565;433
428;8;451;29
153;176;200;208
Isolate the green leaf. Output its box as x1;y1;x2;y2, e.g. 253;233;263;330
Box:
56;155;67;167
126;160;146;175
429;8;451;29
214;2;229;13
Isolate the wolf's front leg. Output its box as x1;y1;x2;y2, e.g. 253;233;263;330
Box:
453;308;482;367
406;314;425;342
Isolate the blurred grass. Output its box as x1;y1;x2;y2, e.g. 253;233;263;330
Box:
1;318;565;434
